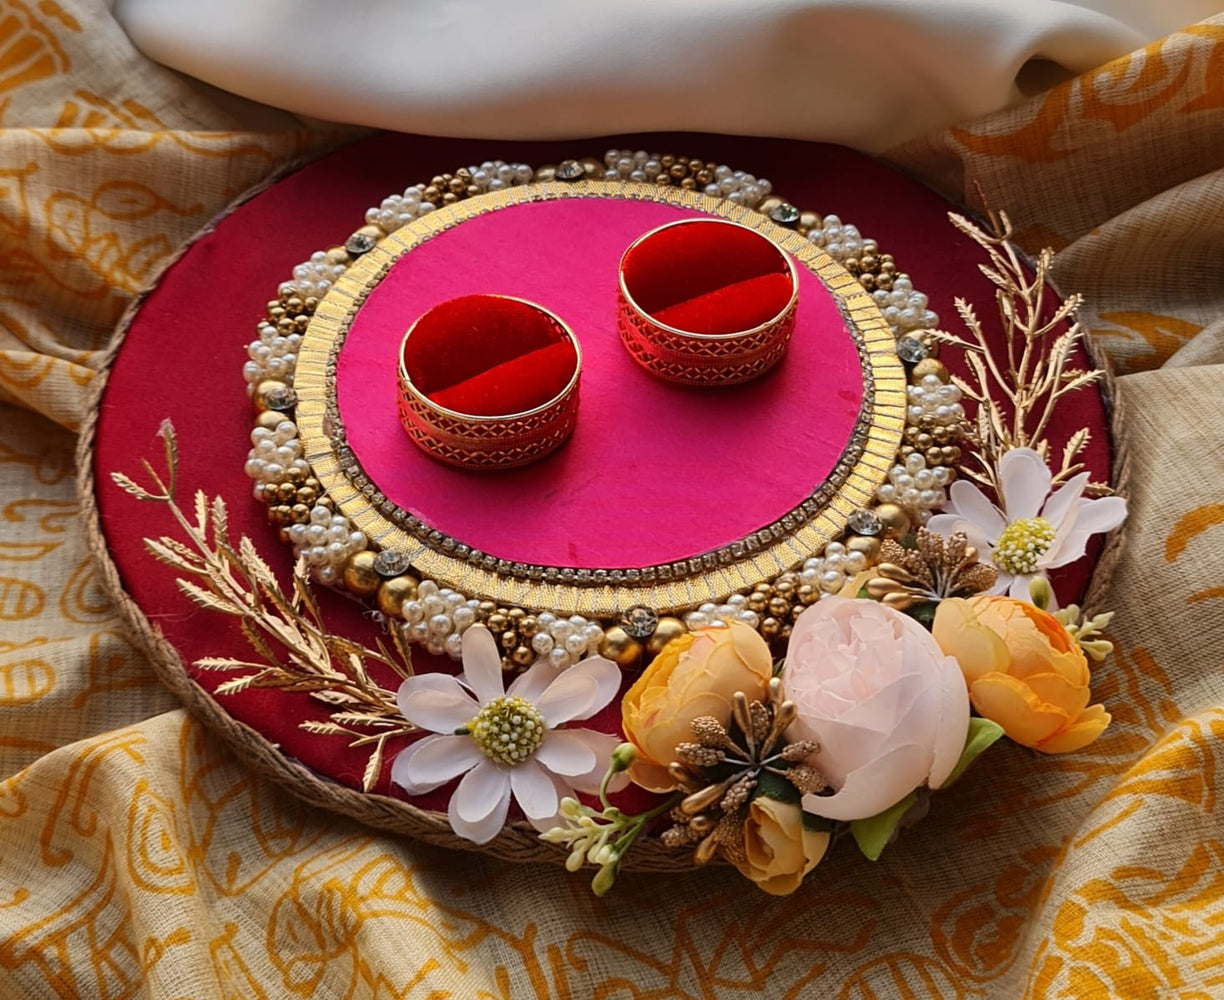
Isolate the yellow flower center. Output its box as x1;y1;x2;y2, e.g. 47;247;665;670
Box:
469;696;545;765
993;517;1056;575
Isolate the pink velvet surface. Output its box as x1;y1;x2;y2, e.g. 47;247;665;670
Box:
91;132;1112;802
340;198;861;567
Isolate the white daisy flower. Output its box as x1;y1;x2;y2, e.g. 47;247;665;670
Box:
391;625;624;844
927;448;1127;602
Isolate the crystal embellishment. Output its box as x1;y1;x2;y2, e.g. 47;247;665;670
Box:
847;509;883;536
555;160;585;181
896;336;929;363
373;549;414;578
770;204;801;226
263;385;297;412
345;232;377;255
620;605;660;640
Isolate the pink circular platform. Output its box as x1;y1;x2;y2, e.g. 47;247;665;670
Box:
337;197;863;569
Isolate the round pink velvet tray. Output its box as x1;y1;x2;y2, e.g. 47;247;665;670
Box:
335;194;863;570
85;132;1112;822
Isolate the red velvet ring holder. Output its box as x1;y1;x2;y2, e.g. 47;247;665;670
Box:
621;219;796;335
401;294;578;417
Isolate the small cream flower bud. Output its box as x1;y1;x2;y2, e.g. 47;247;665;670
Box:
609;742;638;772
1028;575;1053;610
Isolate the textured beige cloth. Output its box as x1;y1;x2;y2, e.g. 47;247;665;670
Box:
1;3;1222;997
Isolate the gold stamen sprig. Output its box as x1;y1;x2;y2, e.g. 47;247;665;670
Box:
865;528;998;611
929;209;1111;498
662;678;825;866
112;421;415;792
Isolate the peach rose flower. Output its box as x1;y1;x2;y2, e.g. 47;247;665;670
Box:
733;796;830;896
786;597;970;821
932;595;1110;753
621;622;773;792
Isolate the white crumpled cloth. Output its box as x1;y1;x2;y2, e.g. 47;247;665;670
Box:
113;0;1220;150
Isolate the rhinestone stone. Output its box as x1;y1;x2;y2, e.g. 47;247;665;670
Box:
770;203;801;226
555;160;585;180
620;605;660;640
897;336;929;363
264;385;297;412
345;232;377;255
373;549;413;578
847;509;883;536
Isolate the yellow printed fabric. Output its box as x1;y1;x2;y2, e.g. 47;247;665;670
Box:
2;3;1223;997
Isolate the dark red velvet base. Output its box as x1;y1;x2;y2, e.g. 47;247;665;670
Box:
91;132;1112;811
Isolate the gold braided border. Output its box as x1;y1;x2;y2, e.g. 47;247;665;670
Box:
295;180;905;618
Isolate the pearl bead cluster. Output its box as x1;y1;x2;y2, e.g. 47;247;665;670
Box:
602;149;772;209
244;420;311;491
277;249;348;303
807;219;938;337
877;452;953;524
243;321;302;389
364;161;533;236
871;276;940;337
683;596;761;632
284;506;369;586
874;372;967;520
398;578;604;665
906;373;966;428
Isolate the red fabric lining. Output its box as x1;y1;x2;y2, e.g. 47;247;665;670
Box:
653;272;795;335
429;339;577;416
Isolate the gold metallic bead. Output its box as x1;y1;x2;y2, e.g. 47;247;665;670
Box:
860;254;879;272
377;575;420;618
478;600;497;617
507;607;525;623
519;616;538;637
448;177;467;194
910;358;949;384
441;192;458;205
660;155;676;168
926;447;944;465
579;157;603;177
876;274;894;290
768;596;790;618
598;626;643;668
284;296;303;312
668;163;688;180
846;534;882;562
859;274;877;291
511;645;535;667
466;184;481;198
695;169;714;186
423;185;441;202
917;433;934;449
680;177;697;190
255;410;285;431
760;617;783;639
342;550;381;597
500;630;518;650
486;613;508;634
356;224;382;241
758;196;784;216
798;211;821;232
874;503;913;539
325;246;349;266
747;594;768;614
290;503;310;522
534;165;557;181
646;617;687;657
797;583;819;605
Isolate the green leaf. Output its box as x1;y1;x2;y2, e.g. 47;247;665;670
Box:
905;601;939;628
941;717;1006;787
801;810;833;835
753;768;801;805
849;792;917;861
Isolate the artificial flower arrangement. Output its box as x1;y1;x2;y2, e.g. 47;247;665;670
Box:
113;154;1126;897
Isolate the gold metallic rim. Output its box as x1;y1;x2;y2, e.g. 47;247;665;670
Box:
295;179;905;618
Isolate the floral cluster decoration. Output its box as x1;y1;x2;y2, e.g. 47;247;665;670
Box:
392;625;624;843
928;448;1127;602
932;595;1111;753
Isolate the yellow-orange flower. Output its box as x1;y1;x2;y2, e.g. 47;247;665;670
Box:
621;622;773;791
733;796;830;896
932;595;1110;753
